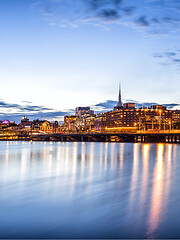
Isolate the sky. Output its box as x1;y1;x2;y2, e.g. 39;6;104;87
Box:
0;0;180;122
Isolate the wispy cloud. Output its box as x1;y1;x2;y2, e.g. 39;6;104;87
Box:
0;100;73;123
93;99;180;113
31;0;180;35
0;100;52;112
0;98;179;123
135;16;149;27
153;49;180;69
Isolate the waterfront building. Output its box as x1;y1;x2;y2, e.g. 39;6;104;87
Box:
81;114;95;132
64;115;77;132
53;121;59;133
105;108;137;132
73;114;95;132
0;120;16;130
40;121;53;133
74;116;85;131
94;113;106;132
62;86;179;133
64;106;95;132
19;116;32;130
32;119;46;131
172;110;180;129
105;104;172;132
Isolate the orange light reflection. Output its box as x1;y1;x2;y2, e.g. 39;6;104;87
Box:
148;144;164;237
139;144;150;212
128;143;140;209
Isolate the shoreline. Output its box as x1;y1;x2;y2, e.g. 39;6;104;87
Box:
0;132;179;144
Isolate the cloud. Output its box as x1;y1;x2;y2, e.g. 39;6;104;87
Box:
31;0;180;35
0;98;179;123
0;100;73;123
164;103;180;109
0;100;52;112
153;49;180;69
135;16;149;27
93;99;180;113
93;100;117;112
98;9;120;21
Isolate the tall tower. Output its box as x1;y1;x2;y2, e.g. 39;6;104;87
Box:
117;83;122;107
114;83;123;110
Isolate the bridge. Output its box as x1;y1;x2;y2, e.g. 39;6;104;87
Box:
0;130;179;143
36;132;180;143
0;131;179;143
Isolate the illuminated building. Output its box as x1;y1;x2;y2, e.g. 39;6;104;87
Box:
64;115;77;132
64;107;95;132
32;119;45;130
40;121;53;133
172;110;180;129
74;114;95;132
151;104;166;110
81;114;95;132
0;120;16;129
94;113;106;131
105;104;172;131
19;116;32;130
62;87;179;133
53;121;59;133
105;108;138;131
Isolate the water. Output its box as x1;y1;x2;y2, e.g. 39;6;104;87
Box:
0;141;180;239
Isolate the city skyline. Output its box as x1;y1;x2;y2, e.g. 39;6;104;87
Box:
0;91;180;123
0;0;180;122
0;86;180;123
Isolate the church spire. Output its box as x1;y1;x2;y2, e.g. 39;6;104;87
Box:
117;82;122;107
114;83;123;111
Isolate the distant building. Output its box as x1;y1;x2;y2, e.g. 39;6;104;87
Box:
75;107;94;117
151;105;166;111
123;103;135;109
19;116;32;130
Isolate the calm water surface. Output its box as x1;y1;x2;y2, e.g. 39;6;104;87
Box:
0;141;180;239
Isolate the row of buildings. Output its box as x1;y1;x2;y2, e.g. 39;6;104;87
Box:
0;87;180;133
64;87;180;133
0;117;59;133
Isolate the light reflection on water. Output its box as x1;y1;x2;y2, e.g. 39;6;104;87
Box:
148;144;164;237
0;141;180;238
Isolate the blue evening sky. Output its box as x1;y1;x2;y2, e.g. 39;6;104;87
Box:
0;0;180;122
